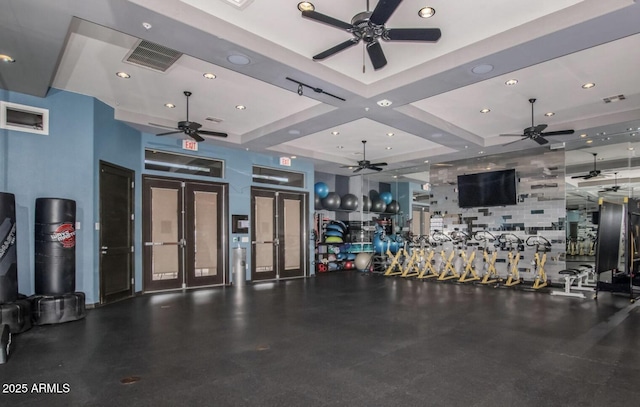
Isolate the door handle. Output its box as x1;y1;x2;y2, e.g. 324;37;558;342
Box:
252;241;273;244
101;246;108;250
144;242;180;246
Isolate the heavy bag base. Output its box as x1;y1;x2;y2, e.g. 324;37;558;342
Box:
30;292;86;325
0;324;10;364
0;299;32;334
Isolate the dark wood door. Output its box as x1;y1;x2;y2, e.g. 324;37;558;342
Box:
184;181;227;287
143;176;228;291
99;161;134;304
251;188;307;281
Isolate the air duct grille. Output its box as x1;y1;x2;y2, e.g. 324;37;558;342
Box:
125;40;182;72
603;94;626;104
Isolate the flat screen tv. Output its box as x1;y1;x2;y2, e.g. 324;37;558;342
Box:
457;169;517;208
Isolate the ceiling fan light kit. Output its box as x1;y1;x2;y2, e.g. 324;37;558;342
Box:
340;140;388;173
300;0;441;70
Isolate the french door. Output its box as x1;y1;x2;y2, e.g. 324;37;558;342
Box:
143;176;228;291
251;187;307;281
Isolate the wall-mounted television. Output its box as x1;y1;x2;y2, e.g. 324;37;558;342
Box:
457;169;517;208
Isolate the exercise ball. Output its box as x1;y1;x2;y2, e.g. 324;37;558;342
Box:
336;252;347;261
314;195;324;210
362;196;372;212
325;230;344;238
325;236;343;244
340;193;359;211
388;237;399;254
379;192;393;205
369;190;380;202
344;261;354;270
372;199;387;213
321;192;341;210
386;200;400;214
328;262;340;271
314;182;329;199
355;252;373;271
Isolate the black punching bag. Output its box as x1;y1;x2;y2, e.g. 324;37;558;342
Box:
0;193;18;304
35;198;76;296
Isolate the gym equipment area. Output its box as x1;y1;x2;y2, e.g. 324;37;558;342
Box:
3;0;640;405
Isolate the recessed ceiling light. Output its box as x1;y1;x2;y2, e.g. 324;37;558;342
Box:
393;175;398;179
203;73;216;79
582;83;596;89
471;64;493;75
377;99;392;107
235;105;246;110
424;160;429;163
580;134;587;138
227;54;251;65
164;103;175;108
116;71;131;79
337;146;344;149
586;140;593;144
387;132;394;137
486;167;491;170
628;128;634;131
291;155;297;159
142;22;152;30
480;108;490;114
545;112;555;117
0;54;16;63
479;151;484;154
297;2;314;12
632;133;638;137
629;147;635;151
464;145;468;149
418;7;435;18
331;131;339;136
386;147;392;150
505;79;518;86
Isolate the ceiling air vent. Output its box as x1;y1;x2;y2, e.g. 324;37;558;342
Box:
125;40;182;72
603;94;626;104
205;117;223;123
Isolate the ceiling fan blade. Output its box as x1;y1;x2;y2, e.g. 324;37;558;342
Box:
157;130;182;136
367;41;387;70
191;132;205;142
370;0;403;25
353;167;364;173
369;162;388;167
541;129;575;136
533;124;548;133
503;137;527;146
301;10;353;30
571;175;588;179
313;39;359;60
499;134;525;137
384;28;442;42
369;166;384;172
198;130;228;138
532;136;549;145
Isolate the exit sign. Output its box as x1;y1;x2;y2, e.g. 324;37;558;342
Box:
182;139;198;151
279;157;292;167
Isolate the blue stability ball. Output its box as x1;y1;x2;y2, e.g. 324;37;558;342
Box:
372;199;387;213
314;195;324;210
386;200;400;214
373;233;389;254
314;182;329;199
340;193;359;211
321;192;341;210
362;195;372;212
379;191;393;205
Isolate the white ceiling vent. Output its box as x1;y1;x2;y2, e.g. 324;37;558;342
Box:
218;0;255;10
205;117;223;123
124;40;182;72
603;94;626;104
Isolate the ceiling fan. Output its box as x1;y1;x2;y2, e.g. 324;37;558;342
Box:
156;91;228;142
572;153;602;180
501;98;574;145
599;172;622;193
300;0;441;70
342;140;388;172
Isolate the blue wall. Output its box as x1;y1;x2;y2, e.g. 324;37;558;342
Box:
2;88;317;303
1;89;97;301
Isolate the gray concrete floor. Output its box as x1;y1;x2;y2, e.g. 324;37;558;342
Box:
2;271;639;406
